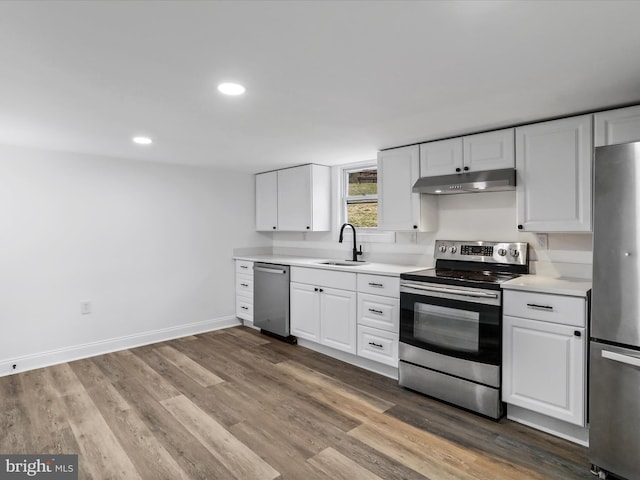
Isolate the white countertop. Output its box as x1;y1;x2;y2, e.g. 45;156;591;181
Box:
233;254;427;276
502;275;591;297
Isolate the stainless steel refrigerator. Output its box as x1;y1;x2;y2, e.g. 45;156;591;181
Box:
590;141;640;480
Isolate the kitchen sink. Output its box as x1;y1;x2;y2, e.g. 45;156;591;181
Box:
316;260;369;266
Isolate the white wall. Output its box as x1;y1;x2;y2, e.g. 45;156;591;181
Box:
0;144;270;374
273;190;593;278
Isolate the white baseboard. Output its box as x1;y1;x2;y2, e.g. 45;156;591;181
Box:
241;318;260;330
0;316;240;377
297;338;399;380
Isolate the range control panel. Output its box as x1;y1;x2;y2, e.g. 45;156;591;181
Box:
434;240;528;265
460;245;493;256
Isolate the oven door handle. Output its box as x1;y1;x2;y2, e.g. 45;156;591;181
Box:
401;283;499;299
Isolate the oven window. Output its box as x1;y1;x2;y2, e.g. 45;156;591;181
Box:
414;303;479;353
399;291;501;365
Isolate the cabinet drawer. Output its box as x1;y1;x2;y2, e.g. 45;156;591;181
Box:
291;267;356;290
357;293;399;332
236;296;253;321
236;260;254;276
357;326;398;367
503;290;586;327
357;274;400;298
235;274;253;298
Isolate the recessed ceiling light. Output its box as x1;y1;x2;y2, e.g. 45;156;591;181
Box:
217;82;245;96
132;136;152;145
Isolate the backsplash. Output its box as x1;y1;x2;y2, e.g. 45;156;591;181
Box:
270;191;593;279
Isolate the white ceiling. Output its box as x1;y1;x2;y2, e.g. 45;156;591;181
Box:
1;1;640;173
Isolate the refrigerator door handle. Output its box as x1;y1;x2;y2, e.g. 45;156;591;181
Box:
602;349;640;368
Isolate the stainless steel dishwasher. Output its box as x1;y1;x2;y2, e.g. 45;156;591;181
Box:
253;262;292;339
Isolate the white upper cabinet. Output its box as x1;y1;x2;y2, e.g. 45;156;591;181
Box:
255;171;278;231
595;104;640;146
419;138;463;176
419;128;514;177
462;128;515;172
515;115;593;232
378;145;437;232
255;164;331;232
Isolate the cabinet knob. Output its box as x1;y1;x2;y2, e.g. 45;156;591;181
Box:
463;166;469;171
319;288;324;293
306;226;310;230
413;225;418;229
314;288;319;292
574;330;582;337
272;226;276;230
517;224;523;230
455;168;461;173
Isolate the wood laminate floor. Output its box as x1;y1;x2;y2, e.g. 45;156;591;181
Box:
0;327;592;479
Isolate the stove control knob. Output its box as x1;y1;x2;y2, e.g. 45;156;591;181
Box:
438;244;447;253
497;248;507;256
510;248;520;257
449;246;457;254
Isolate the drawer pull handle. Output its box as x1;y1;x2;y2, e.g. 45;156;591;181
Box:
368;342;383;348
368;282;384;287
240;283;249;287
241;306;249;310
240;265;248;269
526;303;553;311
368;308;383;315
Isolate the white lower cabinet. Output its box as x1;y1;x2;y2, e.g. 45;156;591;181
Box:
357;293;399;332
503;315;585;426
502;290;587;428
235;260;254;323
319;287;357;354
357;325;398;367
290;282;321;342
289;268;401;364
290;267;357;354
356;274;400;367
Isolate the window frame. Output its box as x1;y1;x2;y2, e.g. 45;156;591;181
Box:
341;161;378;230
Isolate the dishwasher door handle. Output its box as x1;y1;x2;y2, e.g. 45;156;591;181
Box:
254;266;287;275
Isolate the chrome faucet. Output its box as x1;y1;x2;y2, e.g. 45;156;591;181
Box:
339;223;363;262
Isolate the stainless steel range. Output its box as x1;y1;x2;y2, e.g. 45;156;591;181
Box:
399;240;529;419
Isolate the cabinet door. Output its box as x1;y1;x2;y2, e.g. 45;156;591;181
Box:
463;128;515;172
502;315;585;426
319;287;357;354
515;114;592;232
377;146;421;231
595;105;640;146
255;172;278;231
419;138;463;176
277;165;312;231
290;282;320;342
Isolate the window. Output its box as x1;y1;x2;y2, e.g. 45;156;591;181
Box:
343;163;377;228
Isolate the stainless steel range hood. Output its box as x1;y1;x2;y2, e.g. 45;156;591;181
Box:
412;168;516;195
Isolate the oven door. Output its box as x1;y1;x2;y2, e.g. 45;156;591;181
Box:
399;282;502;365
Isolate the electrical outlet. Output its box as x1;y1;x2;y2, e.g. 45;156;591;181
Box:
80;301;92;315
536;233;549;250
